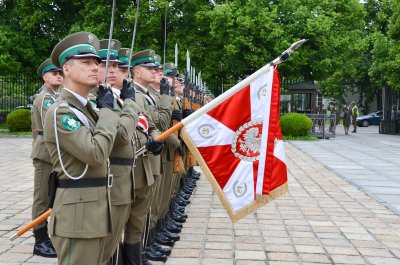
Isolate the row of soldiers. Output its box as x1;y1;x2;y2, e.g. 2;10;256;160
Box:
30;31;210;265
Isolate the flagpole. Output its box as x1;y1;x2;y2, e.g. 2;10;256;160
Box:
128;0;140;79
103;0;117;84
181;39;307;127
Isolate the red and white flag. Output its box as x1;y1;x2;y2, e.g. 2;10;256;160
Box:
181;65;288;222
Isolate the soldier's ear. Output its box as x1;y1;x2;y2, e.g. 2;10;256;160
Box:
63;63;70;77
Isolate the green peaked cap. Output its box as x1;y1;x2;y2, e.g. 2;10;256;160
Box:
131;49;156;67
118;48;131;68
37;58;62;77
163;62;178;76
98;39;121;62
51;32;101;67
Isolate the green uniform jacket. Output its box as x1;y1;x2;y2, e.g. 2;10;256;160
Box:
44;88;121;239
109;94;140;205
132;90;160;188
147;87;180;162
31;85;58;163
134;83;170;176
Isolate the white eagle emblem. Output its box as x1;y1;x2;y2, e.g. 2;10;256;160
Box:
231;120;263;162
239;127;261;156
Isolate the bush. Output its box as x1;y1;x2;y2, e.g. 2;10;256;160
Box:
280;113;312;137
6;109;31;132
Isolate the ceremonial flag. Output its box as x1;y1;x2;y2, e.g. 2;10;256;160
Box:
181;65;288;222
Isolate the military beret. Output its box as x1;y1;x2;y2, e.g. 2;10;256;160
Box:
163;62;178;76
37;58;62;77
51;32;101;68
118;48;131;68
98;39;121;62
131;49;156;67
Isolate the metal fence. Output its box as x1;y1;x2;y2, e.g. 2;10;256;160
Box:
0;74;41;122
305;113;337;139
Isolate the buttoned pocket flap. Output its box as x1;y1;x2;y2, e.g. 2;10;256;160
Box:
62;188;99;205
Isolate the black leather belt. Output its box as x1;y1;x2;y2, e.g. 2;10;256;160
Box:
58;177;111;188
38;131;44;136
109;157;135;166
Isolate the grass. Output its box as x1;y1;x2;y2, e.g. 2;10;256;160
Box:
283;135;319;141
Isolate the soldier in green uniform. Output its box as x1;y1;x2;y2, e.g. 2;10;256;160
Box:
44;32;131;265
142;60;186;263
95;42;141;265
159;64;190;222
123;49;164;265
30;58;62;258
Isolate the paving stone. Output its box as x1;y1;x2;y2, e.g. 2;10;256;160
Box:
205;242;232;250
324;246;358;255
235;250;266;260
356;247;394;257
235;243;264;251
294;245;325;254
330;254;366;264
201;258;233;265
236;261;268;265
203;249;233;259
267;252;299;261
298;253;331;263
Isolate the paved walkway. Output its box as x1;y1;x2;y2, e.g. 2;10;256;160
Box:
290;125;400;214
0;133;399;264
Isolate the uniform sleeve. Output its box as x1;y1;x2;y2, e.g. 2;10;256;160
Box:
147;95;173;132
113;98;140;147
41;94;55;123
163;134;180;150
44;106;119;167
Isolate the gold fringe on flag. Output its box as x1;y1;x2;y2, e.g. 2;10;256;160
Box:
255;182;288;203
181;128;287;222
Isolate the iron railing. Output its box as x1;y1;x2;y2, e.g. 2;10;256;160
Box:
0;74;41;122
306;113;336;139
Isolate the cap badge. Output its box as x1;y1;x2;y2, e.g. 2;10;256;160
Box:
88;34;94;45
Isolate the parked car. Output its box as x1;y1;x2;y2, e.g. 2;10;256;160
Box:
356;111;382;127
14;104;33;110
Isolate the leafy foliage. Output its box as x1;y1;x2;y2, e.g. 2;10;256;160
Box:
280;113;313;137
0;0;399;105
6;109;31;132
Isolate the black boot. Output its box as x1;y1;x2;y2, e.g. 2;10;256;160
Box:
175;196;188;207
141;254;154;265
33;226;57;258
142;254;153;265
144;244;168;261
164;219;182;234
123;242;142;265
154;232;175;247
169;211;187;223
159;229;180;241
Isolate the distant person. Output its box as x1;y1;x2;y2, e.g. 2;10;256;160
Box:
317;104;325;133
351;101;359;133
342;103;351;135
391;105;398;121
328;102;338;133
